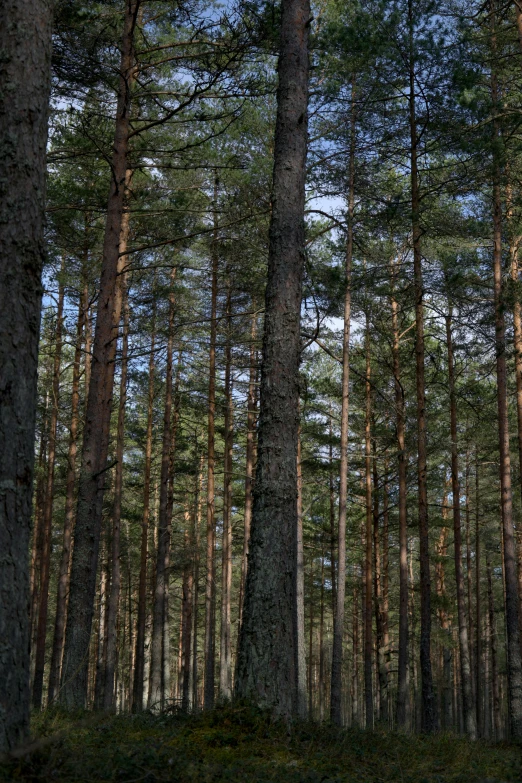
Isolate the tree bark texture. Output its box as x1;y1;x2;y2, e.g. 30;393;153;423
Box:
0;0;53;751
60;0;139;708
235;0;309;718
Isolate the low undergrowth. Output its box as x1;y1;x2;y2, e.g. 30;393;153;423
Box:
1;704;520;782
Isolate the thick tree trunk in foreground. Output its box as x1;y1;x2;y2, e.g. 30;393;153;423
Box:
60;0;139;708
235;0;310;717
33;278;64;709
0;0;52;751
330;75;355;726
445;304;477;738
408;0;437;730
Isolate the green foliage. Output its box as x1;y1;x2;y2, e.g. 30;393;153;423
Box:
2;706;520;782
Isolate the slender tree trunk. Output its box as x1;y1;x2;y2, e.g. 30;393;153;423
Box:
149;270;177;709
103;268;130;711
382;462;390;725
33;275;64;709
331;74;355;726
48;279;89;704
192;458;204;710
133;294;156;711
445;303;477;737
0;0;52;748
219;278;234;700
235;0;310;719
308;556;315;718
204;179;219;709
352;581;360;726
487;552;501;739
296;419;307;716
475;454;482;734
238;310;257;627
318;553;325;721
329;414;337;615
373;443;388;723
364;318;374;729
182;523;194;711
390;258;409;728
490;10;522;732
408;0;437;731
60;0;139;707
435;496;451;730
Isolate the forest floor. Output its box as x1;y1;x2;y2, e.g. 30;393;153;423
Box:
1;704;521;783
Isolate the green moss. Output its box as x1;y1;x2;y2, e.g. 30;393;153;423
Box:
1;705;520;782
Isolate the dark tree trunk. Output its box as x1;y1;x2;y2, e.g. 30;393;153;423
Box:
390;258;409;729
489;11;522;731
33;277;64;709
48;278;88;704
204;180;219;709
408;0;437;731
60;0;139;708
445;304;477;738
363;321;373;728
219;277;234;700
235;0;310;717
330;75;355;726
0;0;52;751
133;293;156;711
103;266;130;710
149;270;177;709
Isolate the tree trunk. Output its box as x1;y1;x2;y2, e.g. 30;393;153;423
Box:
149;270;177;709
204;179;219;710
0;0;52;749
363;321;374;729
60;0;139;708
445;303;477;737
48;278;89;704
296;419;307;716
219;278;234;701
475;454;482;735
435;493;451;730
32;276;64;709
181;522;194;711
408;0;437;731
102;265;130;710
234;0;309;719
192;458;204;710
238;309;258;627
133;292;157;711
391;257;409;729
487;552;502;739
331;74;355;726
490;10;522;731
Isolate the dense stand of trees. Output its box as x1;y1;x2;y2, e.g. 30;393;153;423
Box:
6;0;522;754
